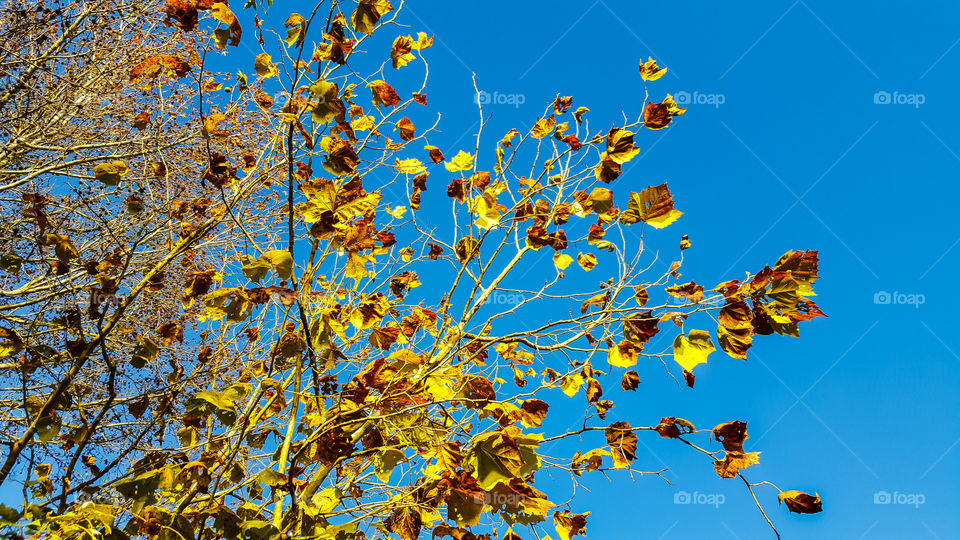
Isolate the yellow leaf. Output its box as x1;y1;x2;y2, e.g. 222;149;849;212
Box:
561;373;583;397
673;329;715;372
576;252;596;271
0;328;23;359
619;184;683;229
444;150;474;172
284;13;306;48
468;193;500;230
639;57;667;81
531;115;556;139
254;53;277;78
553;253;573;270
385;205;407;219
395;158;426;175
606;341;638;368
93;161;129;186
351;115;376;132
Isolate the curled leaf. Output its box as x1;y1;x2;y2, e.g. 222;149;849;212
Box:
779;490;823;514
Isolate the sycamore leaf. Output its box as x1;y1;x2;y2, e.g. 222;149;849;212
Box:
391;32;432;68
243;250;294;282
468;428;542;490
445;150;474;172
560;372;583;397
714;451;760;478
307;79;344;125
93;161;129;186
718;324;752;360
639;57;667;81
621;370;640;391
604;421;637;468
553;253;573;271
395;158;426;175
0;328;24;359
210;3;241;47
519;400;549;428
607;340;639;368
604;128;640;164
501;129;520;147
644;94;686;129
653;416;695;438
254;53;277;78
351;0;393;35
468;193;501;230
672;329;715;372
573;107;589;124
395;116;415;141
531;115;556;139
372;447;406;482
779;490;823;514
369;80;400;107
576;252;596;271
619;184;683;228
284;13;306;48
131;336;159;368
553;510;589;540
712;421;748;452
311;488;341;514
425;145;444;164
455;236;479;264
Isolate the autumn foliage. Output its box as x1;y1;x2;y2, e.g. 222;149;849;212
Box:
0;1;823;539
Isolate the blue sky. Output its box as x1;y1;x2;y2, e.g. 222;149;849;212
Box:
382;1;960;538
8;2;956;539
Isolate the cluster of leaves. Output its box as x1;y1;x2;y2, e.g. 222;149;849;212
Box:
0;2;825;540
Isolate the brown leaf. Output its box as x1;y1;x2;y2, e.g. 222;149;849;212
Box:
714;451;760;478
386;508;421;540
621;370;640;391
665;281;704;303
712;421;748;452
553;510;589;540
425;145;444;164
519;399;549;428
643;95;686;130
654;416;695;439
369;326;400;350
585;378;602;403
604;421;637;468
779;490;823;514
396;116;415;141
370;80;400;107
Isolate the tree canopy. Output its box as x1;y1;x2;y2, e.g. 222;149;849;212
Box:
0;1;825;538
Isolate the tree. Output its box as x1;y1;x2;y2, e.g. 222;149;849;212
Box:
0;1;825;538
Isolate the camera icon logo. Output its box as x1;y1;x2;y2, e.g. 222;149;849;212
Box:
874;91;891;104
474;90;491;105
674;91;691;105
874;491;892;504
674;491;691;504
873;291;891;305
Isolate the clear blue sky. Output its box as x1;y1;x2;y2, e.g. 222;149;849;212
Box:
11;3;956;539
386;1;960;539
